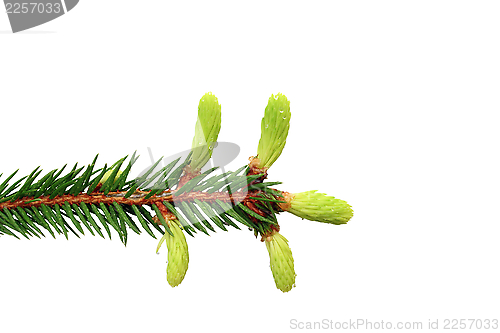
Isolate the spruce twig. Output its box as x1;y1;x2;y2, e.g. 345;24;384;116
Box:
0;92;353;292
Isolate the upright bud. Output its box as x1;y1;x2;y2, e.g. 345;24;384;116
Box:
256;93;291;169
100;169;123;185
282;190;353;225
156;220;189;287
265;231;296;292
190;92;222;171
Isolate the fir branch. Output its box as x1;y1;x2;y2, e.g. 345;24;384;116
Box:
0;92;354;293
0;154;284;244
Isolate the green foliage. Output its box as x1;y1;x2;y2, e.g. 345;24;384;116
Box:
0;92;354;293
0;154;280;245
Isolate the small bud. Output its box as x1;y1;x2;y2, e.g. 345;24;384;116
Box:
190;92;222;171
284;190;353;225
156;220;189;287
256;93;291;169
100;169;122;185
265;231;296;293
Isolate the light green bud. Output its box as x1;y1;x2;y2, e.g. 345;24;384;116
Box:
256;93;291;169
156;220;189;287
190;92;222;171
265;232;296;292
100;170;122;185
287;190;353;225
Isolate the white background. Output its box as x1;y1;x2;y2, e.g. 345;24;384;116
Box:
1;1;500;332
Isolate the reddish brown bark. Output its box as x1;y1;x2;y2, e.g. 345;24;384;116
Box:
0;190;248;211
